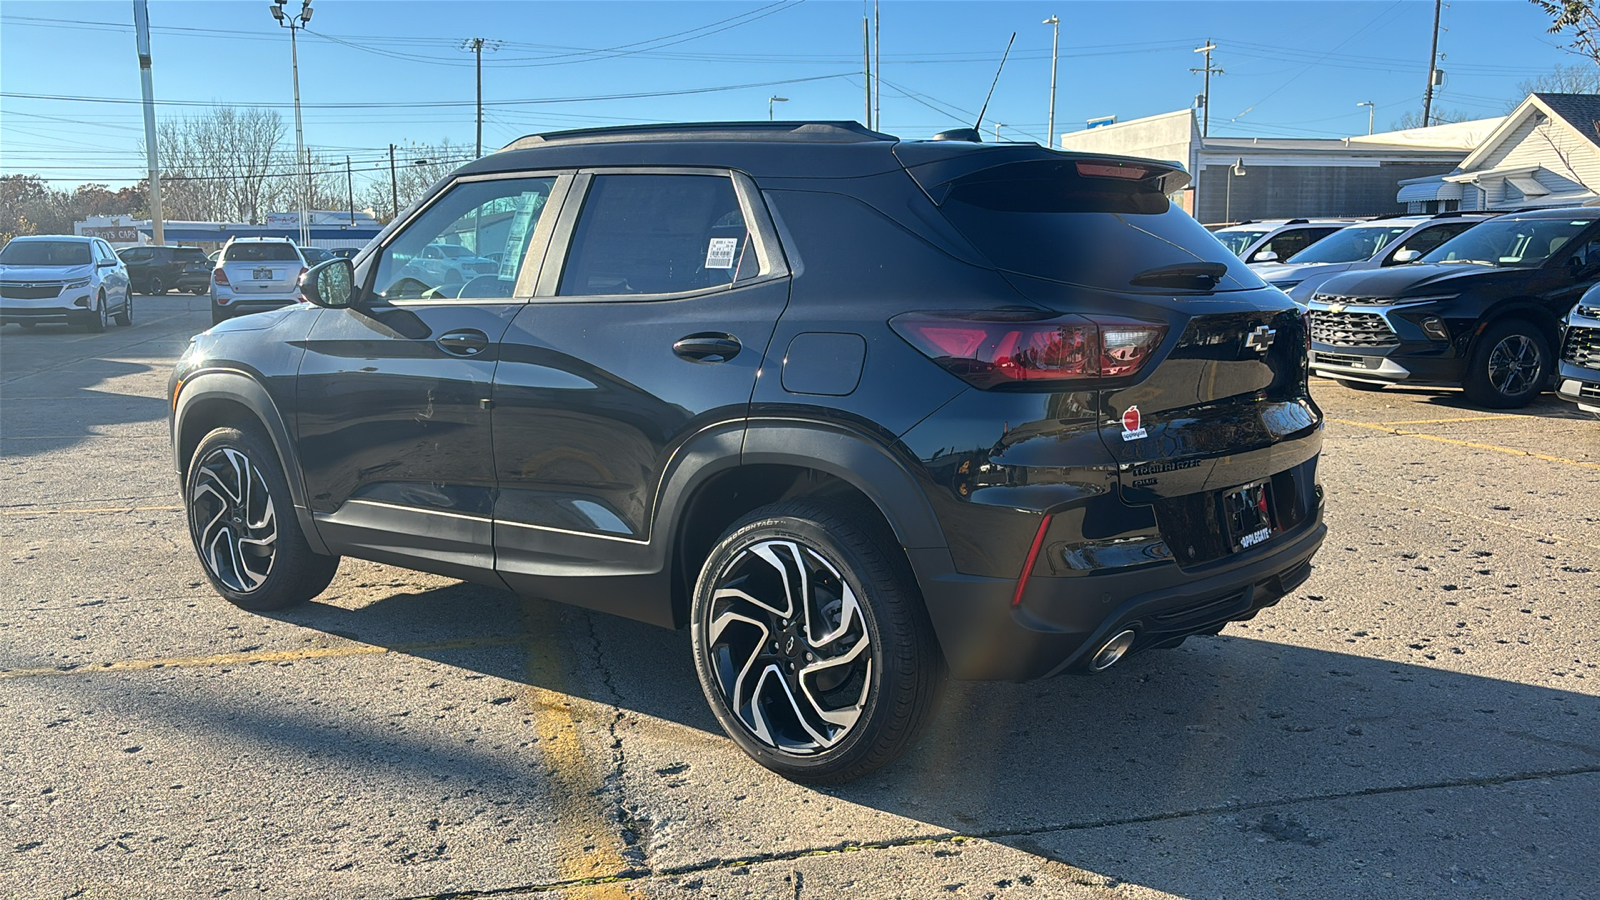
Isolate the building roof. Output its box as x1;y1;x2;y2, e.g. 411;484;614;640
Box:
1530;93;1600;149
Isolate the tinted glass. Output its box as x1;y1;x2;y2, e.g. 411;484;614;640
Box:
1216;230;1271;256
1389;222;1475;259
1287;225;1410;264
301;248;333;264
374;176;556;301
174;248;209;262
225;242;302;262
0;240;92;266
1421;217;1596;268
559;174;753;296
938;163;1263;292
1254;227;1336;262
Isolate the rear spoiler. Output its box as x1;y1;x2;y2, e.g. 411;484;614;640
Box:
893;142;1190;206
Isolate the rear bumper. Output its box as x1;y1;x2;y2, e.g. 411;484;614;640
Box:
214;291;301;318
913;506;1325;681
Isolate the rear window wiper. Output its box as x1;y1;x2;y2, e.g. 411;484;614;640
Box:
1128;261;1230;291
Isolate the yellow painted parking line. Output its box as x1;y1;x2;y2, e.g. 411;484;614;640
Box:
521;597;633;896
1369;415;1522;426
1;505;182;516
0;634;531;679
1330;418;1600;470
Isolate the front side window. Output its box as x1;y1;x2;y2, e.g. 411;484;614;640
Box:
1287;225;1411;264
1216;230;1270;257
558;174;755;297
1255;227;1335;262
374;176;556;301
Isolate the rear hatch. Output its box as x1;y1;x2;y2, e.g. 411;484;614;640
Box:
904;147;1322;565
221;242;304;296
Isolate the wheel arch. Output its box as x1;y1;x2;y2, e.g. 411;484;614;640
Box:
659;419;947;628
1470;298;1562;355
173;369;328;554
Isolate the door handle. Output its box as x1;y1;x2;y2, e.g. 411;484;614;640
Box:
673;333;742;363
437;329;489;356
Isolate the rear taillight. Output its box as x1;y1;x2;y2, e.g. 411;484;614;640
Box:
213;268;229;286
891;312;1167;389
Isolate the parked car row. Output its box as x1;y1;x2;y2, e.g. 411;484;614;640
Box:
0;234;134;331
1215;209;1600;414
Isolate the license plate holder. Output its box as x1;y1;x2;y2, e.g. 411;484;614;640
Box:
1224;480;1278;551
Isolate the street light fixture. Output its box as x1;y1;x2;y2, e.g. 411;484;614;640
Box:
768;96;788;121
1226;157;1246;223
994;122;1005;142
269;0;313;247
1043;15;1059;149
1357;100;1375;135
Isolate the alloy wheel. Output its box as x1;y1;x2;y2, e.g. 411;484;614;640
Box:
190;446;278;593
1486;334;1542;397
704;539;873;754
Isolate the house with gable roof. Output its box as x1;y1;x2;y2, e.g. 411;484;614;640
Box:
1398;93;1600;213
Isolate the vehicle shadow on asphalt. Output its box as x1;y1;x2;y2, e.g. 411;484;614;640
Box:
264;580;1600;895
0;354;168;459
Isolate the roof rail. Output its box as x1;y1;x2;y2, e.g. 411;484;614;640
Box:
1434;210;1498;218
499;121;895;153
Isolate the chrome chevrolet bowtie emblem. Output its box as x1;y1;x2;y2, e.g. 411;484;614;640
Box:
1246;325;1277;352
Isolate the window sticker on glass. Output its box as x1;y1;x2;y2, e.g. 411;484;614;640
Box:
705;237;739;270
498;194;543;280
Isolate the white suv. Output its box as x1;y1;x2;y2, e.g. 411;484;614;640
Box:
1213;219;1362;265
211;237;307;324
0;234;132;332
1252;213;1496;303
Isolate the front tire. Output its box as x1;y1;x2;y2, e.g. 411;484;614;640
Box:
185;426;339;611
1463;319;1550;409
84;292;107;333
113;293;133;327
690;500;945;783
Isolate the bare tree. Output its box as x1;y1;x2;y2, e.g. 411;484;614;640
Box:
1515;61;1600;100
151;106;288;223
359;140;473;222
1391;108;1476;130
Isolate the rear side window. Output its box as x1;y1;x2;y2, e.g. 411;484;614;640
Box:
558;174;755;296
1253;227;1336;263
1390;222;1474;259
225;242;301;262
938;161;1263;292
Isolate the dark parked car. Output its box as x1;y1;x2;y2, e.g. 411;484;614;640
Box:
1306;207;1600;407
1557;285;1600;417
299;246;334;265
118;244;213;295
170;122;1326;781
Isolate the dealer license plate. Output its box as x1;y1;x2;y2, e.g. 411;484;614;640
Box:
253;267;274;280
1224;481;1278;551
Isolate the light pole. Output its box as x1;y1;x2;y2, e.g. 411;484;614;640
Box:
270;0;313;248
768;96;788;121
1043;15;1059;149
1357;101;1375;135
1225;157;1246;223
994;122;1005;142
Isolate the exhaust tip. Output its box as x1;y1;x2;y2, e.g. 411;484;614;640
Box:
1088;628;1137;673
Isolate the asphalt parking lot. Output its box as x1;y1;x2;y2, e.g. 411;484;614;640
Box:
2;292;1597;900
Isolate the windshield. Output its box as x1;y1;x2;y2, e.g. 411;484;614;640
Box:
938;161;1264;292
1215;230;1271;257
1287;225;1411;264
1421;217;1594;267
0;240;91;266
224;242;301;262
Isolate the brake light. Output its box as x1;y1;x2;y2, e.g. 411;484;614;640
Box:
891;312;1167;389
1075;161;1152;180
213;268;229;286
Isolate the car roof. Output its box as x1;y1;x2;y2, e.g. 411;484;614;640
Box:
1493;206;1600;221
10;234;93;242
227;236;297;243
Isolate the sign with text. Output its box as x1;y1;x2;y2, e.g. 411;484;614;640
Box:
81;226;141;243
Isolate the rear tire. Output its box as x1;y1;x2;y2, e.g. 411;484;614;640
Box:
1335;379;1386;392
690;499;945;783
1463;319;1550;409
184;425;340;611
211;305;229;326
148;275;165;296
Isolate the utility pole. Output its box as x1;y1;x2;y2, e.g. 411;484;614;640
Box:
389;143;399;221
345;155;354;225
132;0;163;246
1043;15;1059;149
862;15;872;127
269;0;313;247
872;0;880;131
1191;40;1221;138
1422;0;1442;127
460;38;499;157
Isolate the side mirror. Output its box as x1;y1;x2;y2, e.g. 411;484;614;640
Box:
1391;248;1422;264
98;258;117;268
301;258;356;308
1253;250;1279;263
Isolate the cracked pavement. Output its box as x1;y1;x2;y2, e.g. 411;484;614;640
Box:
2;294;1597;899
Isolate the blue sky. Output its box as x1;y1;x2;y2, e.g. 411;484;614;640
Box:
0;0;1577;194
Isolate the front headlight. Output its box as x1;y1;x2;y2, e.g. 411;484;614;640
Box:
65;279;91;290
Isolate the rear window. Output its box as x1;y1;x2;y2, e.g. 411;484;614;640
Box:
224;242;301;262
174;248;209;262
938;162;1263;292
1;240;92;266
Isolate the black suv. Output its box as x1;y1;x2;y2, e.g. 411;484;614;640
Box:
1306;207;1600;407
169;122;1325;781
119;245;213;295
